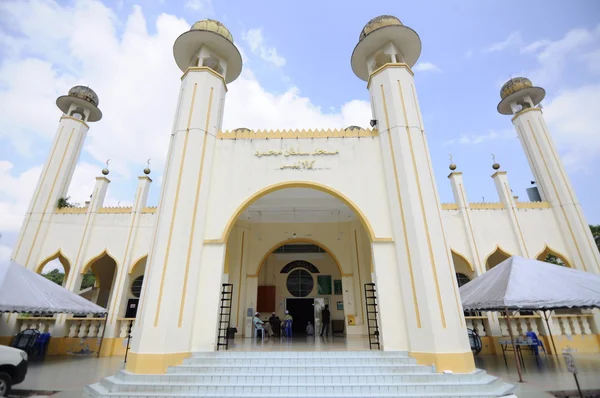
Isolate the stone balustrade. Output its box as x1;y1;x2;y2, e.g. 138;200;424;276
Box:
17;317;57;334
118;318;136;338
464;316;487;336
553;314;594;336
65;317;106;338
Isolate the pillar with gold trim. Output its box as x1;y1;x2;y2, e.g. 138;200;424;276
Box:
351;15;474;372
11;86;102;270
498;77;600;273
126;19;242;374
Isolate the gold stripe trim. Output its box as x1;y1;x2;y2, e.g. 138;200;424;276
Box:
180;67;227;92
98;207;133;214
459;184;484;275
154;83;198;326
503;182;529;257
368;63;414;89
380;84;421;328
527;120;586;271
236;231;246;326
25;128;75;267
511;107;542;122
67;187;97;290
60;115;89;128
516;201;551;209
469;202;505;210
14;126;64;259
411;84;462;327
354;230;365;325
178;86;214;327
55;207;87;214
399;81;445;328
141;207;157;213
217;128;378;140
538;117;600;271
441;203;459;210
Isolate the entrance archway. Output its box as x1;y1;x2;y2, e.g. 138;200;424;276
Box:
223;186;374;345
80;251;118;309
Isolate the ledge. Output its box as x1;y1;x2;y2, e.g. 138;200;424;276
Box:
55;207;87;214
98;207;133;214
217;128;378;140
441;203;459;210
516;201;551;209
469;202;504;210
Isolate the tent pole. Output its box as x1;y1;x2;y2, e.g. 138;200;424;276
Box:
504;307;524;383
542;310;558;356
97;312;109;359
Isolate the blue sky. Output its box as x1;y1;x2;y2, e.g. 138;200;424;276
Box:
1;0;599;259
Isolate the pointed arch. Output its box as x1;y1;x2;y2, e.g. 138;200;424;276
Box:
450;249;474;272
128;254;148;275
36;249;72;276
535;245;572;268
220;181;382;244
484;245;512;271
81;249;119;275
250;238;347;277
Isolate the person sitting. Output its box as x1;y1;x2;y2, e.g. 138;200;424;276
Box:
269;312;281;337
306;321;314;336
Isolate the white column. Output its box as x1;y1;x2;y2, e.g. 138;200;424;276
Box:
242;276;258;338
12;116;90;269
512;108;600;273
492;171;529;257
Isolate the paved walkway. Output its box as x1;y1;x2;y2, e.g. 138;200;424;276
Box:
11;339;600;397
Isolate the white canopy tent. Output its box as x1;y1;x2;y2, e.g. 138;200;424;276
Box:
0;260;106;315
459;256;600;382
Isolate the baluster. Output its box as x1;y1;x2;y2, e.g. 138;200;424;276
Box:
530;318;540;335
510;319;519;336
20;323;27;332
500;318;509;336
68;322;78;338
119;321;128;338
78;321;88;338
519;319;528;334
475;319;486;337
561;317;573;336
97;320;104;338
87;322;97;338
581;317;592;335
571;316;582;335
38;321;47;333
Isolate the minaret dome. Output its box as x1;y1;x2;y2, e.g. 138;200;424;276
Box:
56;85;102;122
497;77;546;115
173;19;242;83
351;15;421;81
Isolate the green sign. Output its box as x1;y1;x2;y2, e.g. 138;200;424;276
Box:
334;279;343;295
317;275;332;295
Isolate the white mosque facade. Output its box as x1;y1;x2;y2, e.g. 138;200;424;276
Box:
2;16;600;376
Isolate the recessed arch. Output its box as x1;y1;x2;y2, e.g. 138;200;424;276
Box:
535;245;572;268
250;238;347;277
220;181;382;244
450;249;474;272
36;249;72;276
81;249;119;275
484;245;512;270
128;254;148;275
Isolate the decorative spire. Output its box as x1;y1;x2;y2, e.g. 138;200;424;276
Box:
102;159;110;176
449;154;457;171
144;158;151;175
492;154;500;170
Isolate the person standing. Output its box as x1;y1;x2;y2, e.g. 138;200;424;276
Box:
320;305;331;337
269;312;281;337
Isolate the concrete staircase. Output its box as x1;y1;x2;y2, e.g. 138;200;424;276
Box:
84;351;515;397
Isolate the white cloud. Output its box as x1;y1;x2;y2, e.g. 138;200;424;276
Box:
413;62;441;73
0;0;370;243
184;0;213;14
242;28;286;67
520;25;600;85
483;32;523;53
443;129;513;146
0;244;11;262
464;50;473;59
544;83;600;172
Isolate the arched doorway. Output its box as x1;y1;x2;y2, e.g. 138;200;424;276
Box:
37;250;71;287
80;251;118;309
224;186;373;344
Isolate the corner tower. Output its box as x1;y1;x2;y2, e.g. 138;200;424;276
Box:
351;16;474;372
126;19;242;373
12;86;102;268
498;78;600;272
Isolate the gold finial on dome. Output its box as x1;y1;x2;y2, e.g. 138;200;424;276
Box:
449;154;457;171
500;77;533;100
56;85;102;122
359;15;403;41
491;154;500;170
190;19;234;44
102;159;110;176
144;158;151;175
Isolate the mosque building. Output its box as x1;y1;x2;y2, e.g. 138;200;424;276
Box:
2;14;599;396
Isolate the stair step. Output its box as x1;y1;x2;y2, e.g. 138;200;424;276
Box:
167;364;436;374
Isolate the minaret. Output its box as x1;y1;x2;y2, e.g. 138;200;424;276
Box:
498;78;600;273
351;16;474;372
12;86;102;269
126;19;242;373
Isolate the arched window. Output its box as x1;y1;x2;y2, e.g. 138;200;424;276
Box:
456;273;471;288
131;276;144;298
286;269;314;297
280;260;320;274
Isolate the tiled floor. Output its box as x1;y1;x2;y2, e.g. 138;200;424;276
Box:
12;337;600;397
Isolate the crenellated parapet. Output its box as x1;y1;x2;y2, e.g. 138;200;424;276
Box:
217;127;378;140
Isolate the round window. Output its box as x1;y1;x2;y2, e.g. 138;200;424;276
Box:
131;276;144;298
286;269;314;297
